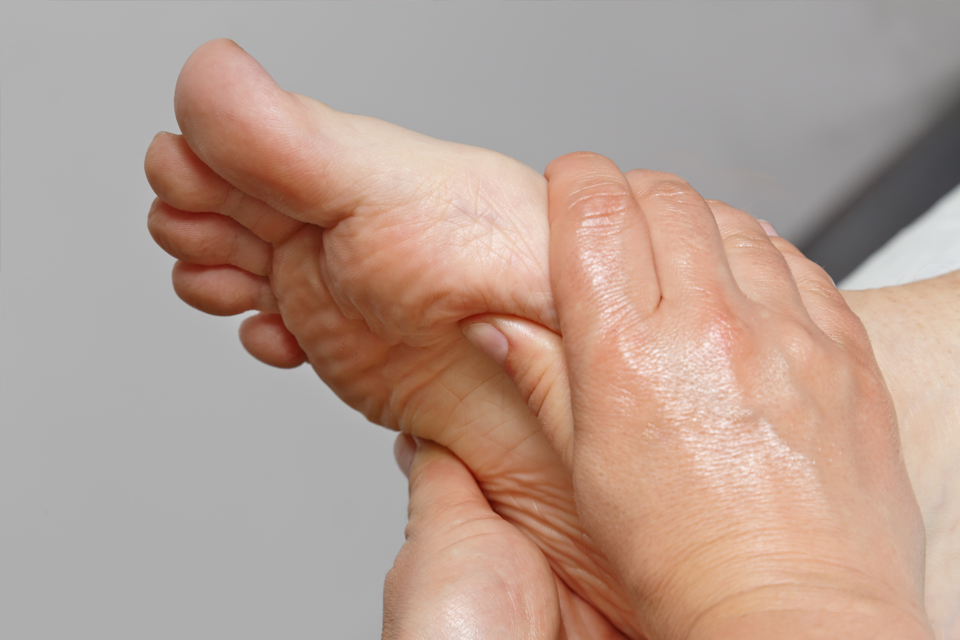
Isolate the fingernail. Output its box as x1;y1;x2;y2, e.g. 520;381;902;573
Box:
758;219;779;237
394;434;416;478
462;322;508;366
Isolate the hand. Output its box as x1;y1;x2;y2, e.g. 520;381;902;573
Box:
383;435;628;640
465;153;934;639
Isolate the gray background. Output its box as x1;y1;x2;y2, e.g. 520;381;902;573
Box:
3;3;960;638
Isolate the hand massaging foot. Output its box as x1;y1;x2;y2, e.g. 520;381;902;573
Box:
146;38;639;636
146;39;960;638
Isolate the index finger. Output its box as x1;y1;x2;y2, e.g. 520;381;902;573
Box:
545;152;663;459
545;152;661;327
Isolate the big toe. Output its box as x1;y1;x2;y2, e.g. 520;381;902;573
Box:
175;39;487;228
175;39;555;333
175;38;339;220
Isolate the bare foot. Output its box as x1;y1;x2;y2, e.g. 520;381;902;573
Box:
147;39;960;638
145;39;636;636
844;274;960;639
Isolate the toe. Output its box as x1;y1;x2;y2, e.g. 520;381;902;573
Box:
174;39;491;227
145;131;304;245
238;313;307;369
173;39;557;338
148;199;272;276
172;261;278;316
174;38;342;221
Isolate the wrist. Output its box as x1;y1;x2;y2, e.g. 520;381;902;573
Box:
686;588;934;640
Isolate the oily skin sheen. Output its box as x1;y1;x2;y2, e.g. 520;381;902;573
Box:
459;155;931;638
539;155;928;638
147;39;958;638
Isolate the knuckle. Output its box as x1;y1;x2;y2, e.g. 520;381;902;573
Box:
721;228;766;251
649;178;695;199
567;181;636;224
637;176;702;209
692;300;745;350
826;304;873;351
778;320;822;359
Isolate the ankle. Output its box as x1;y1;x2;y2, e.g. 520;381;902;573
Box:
842;271;960;636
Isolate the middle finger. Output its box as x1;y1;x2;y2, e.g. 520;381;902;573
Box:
624;169;736;305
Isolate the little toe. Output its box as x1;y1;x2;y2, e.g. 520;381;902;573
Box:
145;131;304;245
239;313;307;369
148;199;272;276
172;262;278;316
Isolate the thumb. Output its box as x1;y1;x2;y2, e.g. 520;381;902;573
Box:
460;316;573;470
385;437;493;639
385;436;552;640
401;436;491;535
386;436;564;640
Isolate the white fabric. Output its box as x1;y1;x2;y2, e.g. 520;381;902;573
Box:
840;182;960;290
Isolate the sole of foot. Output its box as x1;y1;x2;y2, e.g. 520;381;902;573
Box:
146;39;640;636
147;38;960;639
